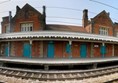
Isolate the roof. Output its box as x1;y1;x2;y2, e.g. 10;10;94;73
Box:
46;24;87;33
0;31;118;43
12;3;42;21
20;3;42;15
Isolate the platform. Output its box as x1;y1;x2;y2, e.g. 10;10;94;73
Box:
0;57;118;65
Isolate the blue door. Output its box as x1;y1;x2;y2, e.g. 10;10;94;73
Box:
80;44;87;58
100;46;106;57
66;43;71;54
47;41;54;58
23;43;31;58
5;44;8;56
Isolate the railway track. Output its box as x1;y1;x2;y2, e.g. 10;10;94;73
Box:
0;65;118;81
103;78;118;83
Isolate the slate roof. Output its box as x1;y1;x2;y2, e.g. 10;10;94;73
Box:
46;24;87;33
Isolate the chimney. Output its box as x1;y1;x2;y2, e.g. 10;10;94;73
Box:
16;5;20;14
82;9;88;28
42;6;46;29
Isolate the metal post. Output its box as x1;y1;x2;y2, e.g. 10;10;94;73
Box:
69;40;72;58
91;42;93;57
112;44;114;56
102;43;105;58
40;41;43;58
44;65;49;71
93;63;97;69
30;40;32;58
8;42;10;57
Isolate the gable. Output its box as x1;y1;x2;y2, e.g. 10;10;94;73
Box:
92;11;113;27
13;4;42;20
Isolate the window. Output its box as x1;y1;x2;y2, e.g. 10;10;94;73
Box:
5;25;10;33
99;27;108;36
21;23;33;32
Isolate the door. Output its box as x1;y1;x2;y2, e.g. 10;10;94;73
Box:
66;43;71;53
100;46;106;57
80;44;87;58
5;44;8;56
23;43;31;58
47;41;54;58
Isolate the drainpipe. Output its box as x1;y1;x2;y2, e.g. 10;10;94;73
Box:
9;11;12;32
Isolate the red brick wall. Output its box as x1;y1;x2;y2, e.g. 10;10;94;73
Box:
54;41;91;58
14;17;41;32
70;42;91;58
2;25;6;33
72;42;80;58
85;24;91;33
14;41;23;56
105;44;112;57
32;41;40;57
114;45;118;56
55;41;63;58
93;43;101;57
43;41;48;57
114;24;118;36
0;41;114;58
93;12;113;36
87;43;91;57
1;17;9;33
93;24;113;36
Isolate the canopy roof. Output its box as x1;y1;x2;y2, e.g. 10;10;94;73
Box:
0;31;118;43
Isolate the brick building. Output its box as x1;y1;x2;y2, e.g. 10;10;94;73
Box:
0;4;118;58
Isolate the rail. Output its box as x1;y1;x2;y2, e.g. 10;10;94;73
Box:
0;65;118;81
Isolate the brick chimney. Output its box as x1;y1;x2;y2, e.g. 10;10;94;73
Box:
42;6;46;29
82;9;88;28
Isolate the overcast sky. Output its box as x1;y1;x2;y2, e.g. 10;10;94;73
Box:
0;0;118;33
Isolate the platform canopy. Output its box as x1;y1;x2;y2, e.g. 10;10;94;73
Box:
0;31;118;42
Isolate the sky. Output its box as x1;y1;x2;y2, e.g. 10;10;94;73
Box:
0;0;118;33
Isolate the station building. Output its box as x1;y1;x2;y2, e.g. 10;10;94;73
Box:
1;4;118;58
